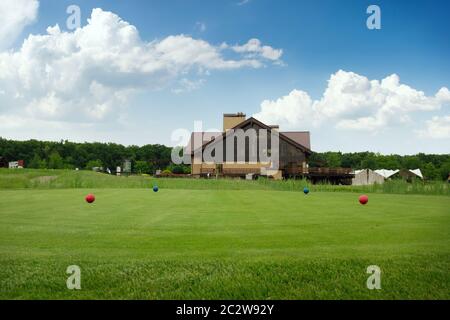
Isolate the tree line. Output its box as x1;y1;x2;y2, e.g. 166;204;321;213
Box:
309;151;450;181
0;138;449;180
0;138;188;174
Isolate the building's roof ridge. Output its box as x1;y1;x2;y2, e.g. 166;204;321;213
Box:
189;117;311;155
236;117;312;153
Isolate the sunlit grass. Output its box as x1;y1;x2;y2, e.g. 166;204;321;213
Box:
0;188;449;299
0;169;448;196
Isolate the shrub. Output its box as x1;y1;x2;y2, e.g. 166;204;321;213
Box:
85;159;103;170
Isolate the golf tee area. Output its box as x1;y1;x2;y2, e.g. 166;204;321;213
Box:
0;169;449;299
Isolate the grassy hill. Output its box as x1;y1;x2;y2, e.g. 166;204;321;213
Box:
0;169;448;195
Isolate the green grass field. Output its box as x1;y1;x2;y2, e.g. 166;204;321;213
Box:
0;170;449;299
0;168;448;195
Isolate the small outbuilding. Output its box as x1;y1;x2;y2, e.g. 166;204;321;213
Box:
398;169;423;181
374;168;423;182
352;169;385;185
8;160;24;169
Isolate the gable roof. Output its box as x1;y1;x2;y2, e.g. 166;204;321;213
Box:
362;169;424;179
374;169;399;179
409;169;423;179
354;169;385;178
281;131;311;150
188;117;312;155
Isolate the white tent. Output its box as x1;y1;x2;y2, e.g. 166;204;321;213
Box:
374;169;399;179
409;169;423;179
373;169;423;180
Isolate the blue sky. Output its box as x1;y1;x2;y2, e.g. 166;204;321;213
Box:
1;0;449;154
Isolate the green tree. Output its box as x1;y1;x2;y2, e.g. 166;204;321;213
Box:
85;159;103;170
63;156;76;170
134;161;151;174
170;164;185;174
309;152;327;167
361;157;377;170
438;161;450;181
422;162;440;180
402;156;421;169
376;155;401;169
324;152;342;167
28;154;47;169
48;152;64;169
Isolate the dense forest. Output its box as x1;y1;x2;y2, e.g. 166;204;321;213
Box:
1;138;449;180
0;138;186;174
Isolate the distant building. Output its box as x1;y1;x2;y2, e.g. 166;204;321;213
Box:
407;169;423;179
8;160;24;169
374;169;400;179
184;112;358;183
398;169;423;181
352;168;424;185
352;169;385;185
185;113;312;179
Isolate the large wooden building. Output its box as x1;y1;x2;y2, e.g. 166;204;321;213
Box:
185;113;312;179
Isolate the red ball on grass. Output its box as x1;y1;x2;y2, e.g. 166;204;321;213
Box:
85;194;95;204
359;195;368;205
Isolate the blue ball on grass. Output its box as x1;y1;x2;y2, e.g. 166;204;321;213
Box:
303;187;310;195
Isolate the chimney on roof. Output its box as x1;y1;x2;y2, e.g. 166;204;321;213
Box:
269;125;279;131
223;112;246;131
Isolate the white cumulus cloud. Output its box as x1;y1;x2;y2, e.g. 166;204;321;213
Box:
0;0;39;50
254;70;450;134
417;115;450;139
232;38;283;62
0;8;283;124
255;89;316;127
